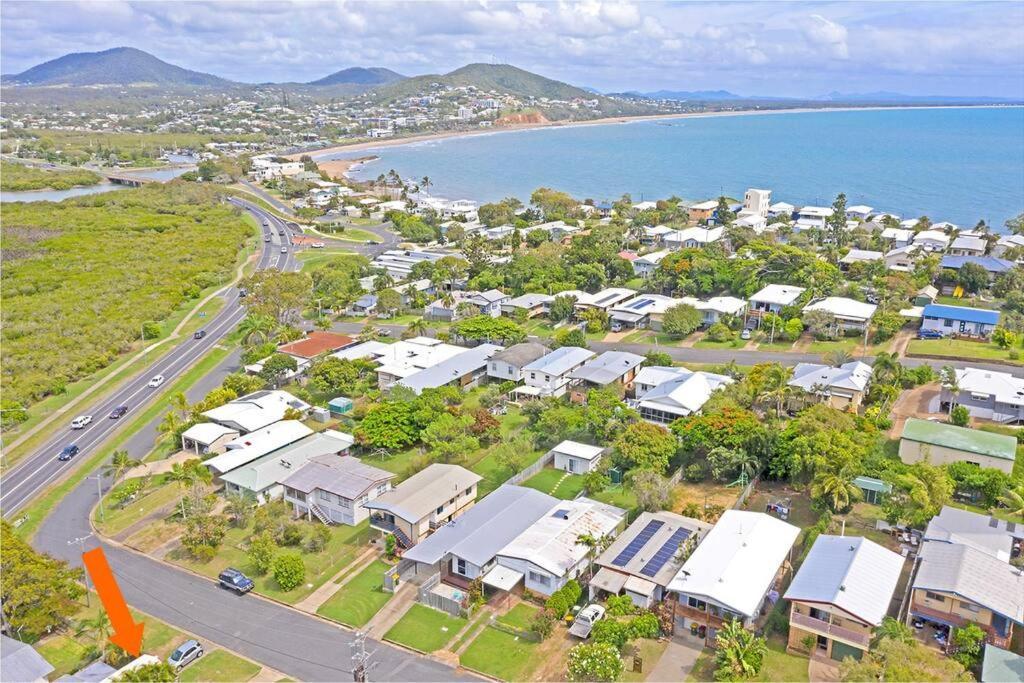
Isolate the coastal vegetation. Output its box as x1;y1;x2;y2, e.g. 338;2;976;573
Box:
0;161;102;191
1;183;252;411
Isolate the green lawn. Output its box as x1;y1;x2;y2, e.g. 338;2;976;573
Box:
522;468;587;500
592;485;639;511
317;559;394;627
620;638;669;682
315;226;380;242
296;249;359;271
686;635;808;682
36;634;91;678
179;649;261;682
497;603;539;631
94;473;181;536
907;338;1020;363
806;336;861;354
460;626;541;681
170;519;370;604
693;338;745;350
384;604;466;652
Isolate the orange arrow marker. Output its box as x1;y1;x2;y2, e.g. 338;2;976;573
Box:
82;547;145;656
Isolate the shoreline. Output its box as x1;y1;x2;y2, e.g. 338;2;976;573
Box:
300;103;1022;161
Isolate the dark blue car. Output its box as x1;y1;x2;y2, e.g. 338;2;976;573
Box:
917;328;944;339
58;444;80;461
219;568;254;594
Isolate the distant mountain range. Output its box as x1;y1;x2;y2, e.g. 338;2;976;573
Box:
630;88;1021;105
366;63;595;102
1;47;231;87
306;66;405;87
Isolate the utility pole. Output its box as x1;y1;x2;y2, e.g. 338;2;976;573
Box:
351;631;374;683
92;475;105;522
68;535;93;606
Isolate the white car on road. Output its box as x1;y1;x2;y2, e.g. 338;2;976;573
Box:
311;242;326;249
70;415;93;429
148;375;166;388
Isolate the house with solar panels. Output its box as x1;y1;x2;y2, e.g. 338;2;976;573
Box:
608;295;683;332
589;511;711;609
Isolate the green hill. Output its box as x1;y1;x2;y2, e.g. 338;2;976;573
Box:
368;63;593;102
3;47;233;87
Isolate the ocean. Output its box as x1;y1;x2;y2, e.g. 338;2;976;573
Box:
320;106;1024;229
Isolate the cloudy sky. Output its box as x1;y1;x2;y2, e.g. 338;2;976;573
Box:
3;1;1023;97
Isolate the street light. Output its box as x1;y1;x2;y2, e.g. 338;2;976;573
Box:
91;475;105;522
68;534;93;606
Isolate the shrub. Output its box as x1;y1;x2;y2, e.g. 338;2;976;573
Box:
627;612;661;639
564;579;582;605
684;462;707;482
531;608;557;640
276;522;304;546
606;594;636;617
546;592;570;618
950;405;970;427
305;524;331;553
188;544;216;563
272;552;306;592
591;619;629;650
567;642;623;681
247;531;276;575
706;322;734;342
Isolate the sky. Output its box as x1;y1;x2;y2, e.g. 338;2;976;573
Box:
2;1;1023;98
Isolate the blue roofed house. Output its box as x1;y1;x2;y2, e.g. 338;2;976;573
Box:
920;304;1000;339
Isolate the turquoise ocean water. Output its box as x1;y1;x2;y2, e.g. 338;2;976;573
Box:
321;107;1024;229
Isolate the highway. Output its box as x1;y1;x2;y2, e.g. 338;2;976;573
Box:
0;197;293;515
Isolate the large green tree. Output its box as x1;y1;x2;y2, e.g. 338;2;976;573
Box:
612;422;677;474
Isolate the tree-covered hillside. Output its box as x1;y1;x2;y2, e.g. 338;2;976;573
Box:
1;184;253;406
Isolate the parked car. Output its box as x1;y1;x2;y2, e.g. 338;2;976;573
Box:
109;405;129;419
148;375;165;388
194;330;206;340
917;329;945;339
58;444;80;461
569;604;606;639
740;328;752;340
311;242;326;249
167;640;204;671
610;321;623;333
219;568;254;594
70;415;93;429
238;288;248;297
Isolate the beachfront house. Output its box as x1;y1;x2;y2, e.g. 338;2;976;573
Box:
913;230;951;252
686;200;719;223
795;206;832;230
281;454;394;526
940;255;1015;282
881;227;914;249
950;236;988;257
920;304;1000;338
940;367;1024;424
898;418;1017;474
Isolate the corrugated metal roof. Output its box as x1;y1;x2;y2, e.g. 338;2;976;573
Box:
901;418;1016;461
914;542;1024;623
922;304;1001;325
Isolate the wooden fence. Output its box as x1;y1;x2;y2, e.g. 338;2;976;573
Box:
503;449;555;486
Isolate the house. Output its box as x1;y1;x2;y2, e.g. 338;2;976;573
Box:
631;366;734;424
784;535;904;663
881;227;914;249
909;541;1024;650
276;332;356;360
632;250;672;278
802;297;877;331
365;337;466;389
180;422;240;456
787;361;873;410
923;506;1023;563
203;421;314;478
398;344;503;395
839;249;883;270
940;367;1024;424
364;464;482;548
668;510;800;642
742;189;771;217
350;293;378;316
921;304;1000;338
914;285;939;307
898;418;1017;474
913;230;951;252
664;227;724;249
981;645;1024;683
464;289;510;317
884;245;920;272
733;213;767;232
550;440;606;474
518;346;596;398
686;200;719;222
993;234;1024;259
642;225;674;246
609;295;683;331
940;255;1015;280
400;485;559;587
220;430;356;503
686;296;748;327
501;293;553;318
747;284;806;321
795;206;833;230
0;635;54;683
201;390;311;434
495;498;627;596
573;287;638;313
768;202;795;217
281;454;394;526
371;249;446;279
846;204;874;220
487;342;550;383
568;351;646;401
950;235;988;257
590;511;712;609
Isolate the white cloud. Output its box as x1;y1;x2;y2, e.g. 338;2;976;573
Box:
800;14;850;59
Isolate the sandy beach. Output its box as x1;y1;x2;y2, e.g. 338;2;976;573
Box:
294;104;1019;161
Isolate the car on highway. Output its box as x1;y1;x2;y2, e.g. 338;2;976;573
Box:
264;235;271;242
70;415;93;429
58;444;80;461
148;374;166;388
278;229;285;236
311;242;325;248
168;640;204;671
280;246;288;253
239;288;248;297
109;405;128;419
366;239;381;245
219;568;255;594
194;330;206;340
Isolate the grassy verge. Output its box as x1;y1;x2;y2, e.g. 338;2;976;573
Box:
906;338;1021;364
179;649;261;682
14;347;231;541
460;626;540;681
621;638;669;682
296;249;360;271
316;559;394;627
384;604;466;653
94;473;180;537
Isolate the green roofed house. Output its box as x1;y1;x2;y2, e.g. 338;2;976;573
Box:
898;418;1017;474
981;644;1024;683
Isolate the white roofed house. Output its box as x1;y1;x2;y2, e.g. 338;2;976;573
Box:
181;423;240;456
631;366;734;424
201;390;311;434
568;351;646;403
733;213;767;232
689;296;748;327
787;361;873;410
880;227;914;249
397;344;503;395
590;511;712;609
839;249;883;270
495;498;627;596
668;510;800;643
884;244;921;272
746;284;806;325
632;250;672;278
992;234;1024;260
742;188;771;217
913;229;951;252
573;287;638;314
845;205;874;220
550;440;606;475
802;297;877;332
204;421;315;479
949;235;988;257
664;227;725;250
366;337;466;389
518;346;596;398
280;454;394;526
463;289;511;317
768;202;795;217
795;206;833;230
642;224;674;246
609;294;682;331
940;367;1024;424
784;536;904;662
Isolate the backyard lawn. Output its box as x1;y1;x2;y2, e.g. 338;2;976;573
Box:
593;485;639;512
522;468;586;499
460;626;541;681
687;638;808;682
384;604;466;653
497;602;539;631
317;559;394;627
179;649;261;682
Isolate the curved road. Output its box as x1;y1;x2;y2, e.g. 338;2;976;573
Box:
5;199;471;681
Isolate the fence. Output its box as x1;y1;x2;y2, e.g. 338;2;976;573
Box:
382;561;408;593
487;617;541;642
416;572;473;618
731;474;761;510
503;449;555;486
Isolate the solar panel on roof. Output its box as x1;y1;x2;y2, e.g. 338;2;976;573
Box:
627;298;653;310
639;528;690;577
611;520;664;567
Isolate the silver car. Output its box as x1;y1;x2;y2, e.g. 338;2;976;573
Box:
168;639;203;671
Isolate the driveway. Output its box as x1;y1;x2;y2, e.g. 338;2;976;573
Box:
888;382;942;437
645;635;704;682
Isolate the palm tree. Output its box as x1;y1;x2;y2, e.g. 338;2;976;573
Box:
939;365;960;415
872;351;903;386
103;450;142;483
238;314;275;345
811;468;863;512
998;484;1024;517
407;319;429;338
872;616;915;646
576;533;612;580
420;176;431;193
224;494;255;528
76;611;112;647
824;349;853;367
167;460;212;518
714;620;767;681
